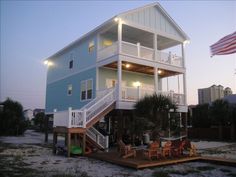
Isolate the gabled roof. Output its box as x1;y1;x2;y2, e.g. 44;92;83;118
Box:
46;2;189;60
118;2;189;40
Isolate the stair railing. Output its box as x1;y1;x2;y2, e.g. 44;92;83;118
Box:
86;126;109;149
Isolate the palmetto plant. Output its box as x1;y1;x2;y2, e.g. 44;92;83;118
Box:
134;94;177;139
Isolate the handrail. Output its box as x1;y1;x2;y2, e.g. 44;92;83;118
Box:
86;87;116;124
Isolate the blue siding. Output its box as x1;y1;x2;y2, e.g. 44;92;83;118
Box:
46;34;97;84
45;67;96;113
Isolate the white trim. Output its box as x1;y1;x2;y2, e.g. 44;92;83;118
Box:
47;65;96;85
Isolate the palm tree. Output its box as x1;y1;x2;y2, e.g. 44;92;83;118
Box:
134;94;177;139
210;99;230;140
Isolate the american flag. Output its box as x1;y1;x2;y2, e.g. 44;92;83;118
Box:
210;31;236;57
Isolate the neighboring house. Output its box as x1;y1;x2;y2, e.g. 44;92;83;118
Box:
224;87;233;97
44;3;190;155
33;108;45;116
23;109;34;121
198;85;233;104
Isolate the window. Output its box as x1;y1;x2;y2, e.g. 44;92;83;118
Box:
81;81;86;100
81;79;93;101
69;60;73;69
88;41;94;53
67;84;72;96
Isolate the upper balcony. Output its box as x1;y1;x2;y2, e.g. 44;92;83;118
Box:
97;24;184;68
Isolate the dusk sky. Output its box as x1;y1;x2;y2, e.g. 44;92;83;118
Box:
0;1;236;109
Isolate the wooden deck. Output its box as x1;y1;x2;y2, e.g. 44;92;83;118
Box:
87;150;236;169
86;149;201;169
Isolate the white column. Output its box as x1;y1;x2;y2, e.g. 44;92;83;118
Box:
118;59;122;101
153;34;157;61
118;21;122;54
182;43;187;105
137;42;140;57
154;67;158;93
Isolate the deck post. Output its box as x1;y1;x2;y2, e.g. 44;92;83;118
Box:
153;33;157;61
82;132;86;155
118;59;122;101
182;43;187;105
118;19;122;53
67;132;71;157
83;109;87;128
53;132;57;154
154;67;158;94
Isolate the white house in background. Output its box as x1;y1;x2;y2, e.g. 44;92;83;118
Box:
23;109;34;121
44;2;190;155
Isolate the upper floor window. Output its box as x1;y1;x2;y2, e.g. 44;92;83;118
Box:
69;60;73;69
88;41;94;53
81;79;93;101
67;84;72;96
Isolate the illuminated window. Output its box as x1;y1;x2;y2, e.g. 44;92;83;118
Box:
81;79;93;100
88;41;94;53
103;40;113;47
67;84;72;96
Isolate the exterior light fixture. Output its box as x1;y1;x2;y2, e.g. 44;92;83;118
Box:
125;64;130;68
158;70;162;74
183;40;190;46
133;81;141;87
114;17;119;22
44;60;48;65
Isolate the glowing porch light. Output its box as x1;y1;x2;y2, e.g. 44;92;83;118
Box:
114;17;119;22
44;60;48;65
125;63;130;68
133;81;141;87
183;40;190;46
158;70;162;74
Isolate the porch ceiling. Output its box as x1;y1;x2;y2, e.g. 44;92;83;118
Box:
103;62;180;77
157;35;181;50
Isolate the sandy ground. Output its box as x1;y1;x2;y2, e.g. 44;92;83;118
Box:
0;130;236;177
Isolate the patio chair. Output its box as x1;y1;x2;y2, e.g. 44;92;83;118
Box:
162;141;172;158
118;139;136;159
143;141;162;160
183;140;197;157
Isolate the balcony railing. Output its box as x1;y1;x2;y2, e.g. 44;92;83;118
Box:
121;86;185;105
97;41;183;67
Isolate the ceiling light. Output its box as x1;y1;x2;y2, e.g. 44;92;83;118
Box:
44;60;48;65
133;81;141;87
158;70;162;74
125;64;130;68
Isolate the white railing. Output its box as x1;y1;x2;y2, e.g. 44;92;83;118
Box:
121;41;154;60
97;40;183;67
121;41;138;56
97;42;118;61
87;127;109;149
156;51;183;67
121;86;184;105
53;110;70;127
85;87;116;124
53;87;117;128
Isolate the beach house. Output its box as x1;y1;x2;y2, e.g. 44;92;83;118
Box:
44;2;190;156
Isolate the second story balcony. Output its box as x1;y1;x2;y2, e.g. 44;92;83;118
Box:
97;24;185;68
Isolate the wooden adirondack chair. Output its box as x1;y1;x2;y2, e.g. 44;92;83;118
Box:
143;141;162;160
183;140;197;157
171;140;185;157
118;139;136;159
162;141;172;158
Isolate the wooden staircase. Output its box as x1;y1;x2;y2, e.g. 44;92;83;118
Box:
53;87;117;153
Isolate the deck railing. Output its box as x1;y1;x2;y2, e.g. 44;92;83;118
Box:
87;127;109;149
97;40;183;67
121;86;184;105
53;87;117;128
